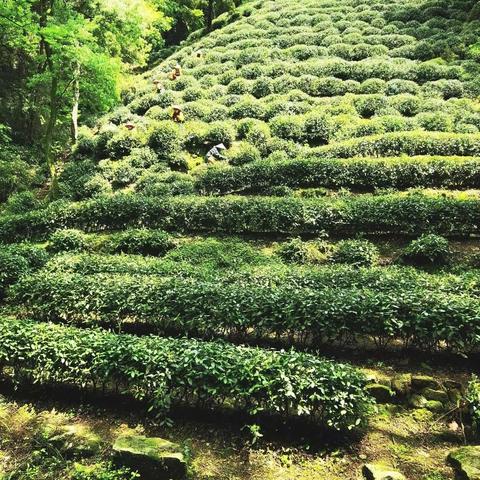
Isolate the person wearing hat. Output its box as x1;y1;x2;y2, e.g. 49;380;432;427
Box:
172;105;184;123
169;63;182;80
206;143;227;162
153;78;165;93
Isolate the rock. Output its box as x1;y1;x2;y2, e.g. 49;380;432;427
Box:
448;388;463;404
447;446;480;480
425;400;444;412
112;434;187;480
409;394;428;409
391;374;412;396
362;463;406;480
445;380;463;391
422;388;449;403
48;424;102;457
411;375;441;391
366;384;394;404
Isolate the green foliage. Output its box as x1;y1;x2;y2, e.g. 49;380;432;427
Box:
0;317;373;431
0;251;29;299
71;462;139;480
47;229;90;254
11;265;480;352
0;159;35;203
105;229;176;257
147;121;181;160
400;234;451;266
1;192;479;242
196;156;480;194
466;376;480;438
228;142;261;165
331;239;379;267
277;238;329;265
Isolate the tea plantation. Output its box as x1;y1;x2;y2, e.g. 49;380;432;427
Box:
1;0;480;478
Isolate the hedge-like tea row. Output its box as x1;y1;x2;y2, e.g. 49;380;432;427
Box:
0;192;479;241
11;272;480;351
45;253;480;297
197;156;480;194
0;316;372;431
313;132;480;159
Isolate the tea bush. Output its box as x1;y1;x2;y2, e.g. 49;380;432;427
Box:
466;376;480;439
47;229;90;254
104;229;176;257
400;234;452;266
0;317;373;431
0;192;479;241
330;239;379;267
11;270;480;352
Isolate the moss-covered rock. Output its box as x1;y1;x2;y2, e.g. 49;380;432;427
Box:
425;400;444;412
447;446;480;480
391;374;412;396
411;375;441;391
422;388;449;403
409;393;428;409
112;434;187;480
366;384;394;404
362;463;406;480
47;424;102;457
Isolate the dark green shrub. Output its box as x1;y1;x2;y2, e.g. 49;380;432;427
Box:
400;234;451;266
106;229;175;257
0;159;34;203
270;115;305;141
304;113;333;145
228;142;262;165
277;238;329;264
47;229;90;254
147;121;181;160
205;122;236;147
354;95;388;118
2;191;41;215
416;112;453;132
466;376;480;438
331;239;379;267
0;251;29;298
229;99;267;120
4;243;48;270
0;317;372;431
390;94;421;117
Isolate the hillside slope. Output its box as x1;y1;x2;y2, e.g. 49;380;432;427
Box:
1;1;480;479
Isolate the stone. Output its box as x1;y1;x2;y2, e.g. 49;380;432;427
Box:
365;384;394;404
48;424;102;457
112;434;187;480
447;446;480;480
422;388;449;403
445;380;463;391
411;375;441;391
391;374;412;396
425;400;444;412
362;463;406;480
448;388;463;404
409;394;428;409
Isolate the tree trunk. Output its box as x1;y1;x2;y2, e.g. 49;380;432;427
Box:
206;0;214;31
45;73;59;199
71;61;80;143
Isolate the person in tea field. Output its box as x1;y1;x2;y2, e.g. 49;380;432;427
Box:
169;63;182;80
172;105;184;123
206;143;227;162
153;78;165;93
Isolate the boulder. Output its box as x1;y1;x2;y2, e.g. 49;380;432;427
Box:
112;434;187;480
409;393;427;409
362;463;406;480
445;380;463;391
425;400;444;412
391;374;412;396
412;375;441;391
422;388;449;404
447;446;480;480
366;384;394;404
48;424;102;457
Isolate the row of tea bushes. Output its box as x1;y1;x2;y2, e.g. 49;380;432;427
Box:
0;316;372;431
196;155;480;194
10;271;480;352
0;192;479;241
43;253;480;296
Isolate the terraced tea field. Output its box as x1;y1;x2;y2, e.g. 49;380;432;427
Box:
1;0;480;478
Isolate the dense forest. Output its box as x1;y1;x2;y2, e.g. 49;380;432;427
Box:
1;0;480;479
